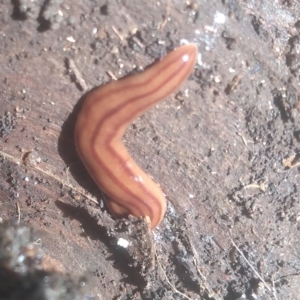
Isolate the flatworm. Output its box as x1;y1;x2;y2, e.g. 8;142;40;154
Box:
75;44;198;229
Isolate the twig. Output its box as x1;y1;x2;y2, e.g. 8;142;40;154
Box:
243;182;266;192
66;58;89;92
112;26;124;41
271;275;278;300
34;238;42;245
16;202;20;225
190;242;222;300
156;254;194;300
231;239;272;293
106;70;118;81
237;131;254;147
0;149;98;204
131;36;145;49
35;165;98;204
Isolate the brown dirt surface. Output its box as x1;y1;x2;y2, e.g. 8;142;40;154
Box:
1;0;300;299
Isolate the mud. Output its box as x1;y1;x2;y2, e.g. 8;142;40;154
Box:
1;0;300;299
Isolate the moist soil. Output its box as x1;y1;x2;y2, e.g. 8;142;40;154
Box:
1;1;300;299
